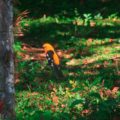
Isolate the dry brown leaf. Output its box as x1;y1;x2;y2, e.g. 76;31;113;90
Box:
103;61;109;67
38;104;43;110
15;79;20;84
51;105;56;112
90;21;96;27
99;89;104;98
86;38;93;46
64;54;72;59
61;104;66;108
87;38;93;42
24;54;30;60
105;89;111;97
94;64;102;69
52;96;59;105
27;92;39;97
112;87;119;94
95;41;100;45
104;49;110;54
109;38;114;43
24;23;29;26
82;59;88;65
101;41;105;44
57;50;63;57
84;71;97;75
81;109;90;115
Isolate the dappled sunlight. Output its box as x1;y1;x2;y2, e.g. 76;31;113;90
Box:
14;2;120;119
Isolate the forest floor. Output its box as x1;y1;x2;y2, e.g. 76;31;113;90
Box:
15;16;120;120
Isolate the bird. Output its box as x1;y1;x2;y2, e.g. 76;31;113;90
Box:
42;43;64;80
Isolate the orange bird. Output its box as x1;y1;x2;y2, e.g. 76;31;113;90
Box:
42;43;64;79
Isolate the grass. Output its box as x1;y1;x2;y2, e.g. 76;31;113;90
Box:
14;14;120;120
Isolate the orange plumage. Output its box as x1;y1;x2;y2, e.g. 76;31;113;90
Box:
42;43;64;79
42;43;60;65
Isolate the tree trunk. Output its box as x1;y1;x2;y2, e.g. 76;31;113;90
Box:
0;0;15;119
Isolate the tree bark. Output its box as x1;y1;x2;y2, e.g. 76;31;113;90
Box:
0;0;15;119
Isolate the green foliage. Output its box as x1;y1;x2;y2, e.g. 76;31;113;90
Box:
17;0;120;18
94;13;103;20
16;79;120;120
13;41;22;53
13;41;23;59
108;13;119;20
15;3;120;119
83;13;93;26
16;92;43;120
70;99;85;108
17;61;41;84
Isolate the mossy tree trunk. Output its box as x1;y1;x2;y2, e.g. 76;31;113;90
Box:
0;0;15;119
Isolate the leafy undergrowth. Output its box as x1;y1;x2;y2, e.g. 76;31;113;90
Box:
16;80;120;120
15;14;120;120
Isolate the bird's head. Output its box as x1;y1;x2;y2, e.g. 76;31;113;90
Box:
42;43;55;52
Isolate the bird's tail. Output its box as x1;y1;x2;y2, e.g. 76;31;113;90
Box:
53;65;64;80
